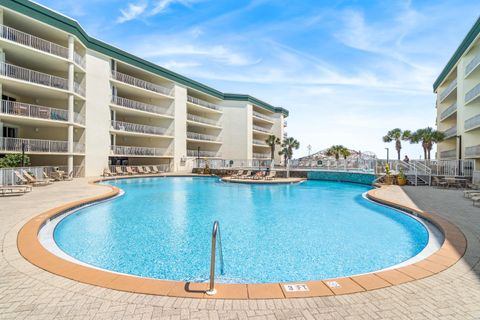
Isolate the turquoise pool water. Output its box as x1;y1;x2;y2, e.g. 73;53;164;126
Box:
53;177;429;283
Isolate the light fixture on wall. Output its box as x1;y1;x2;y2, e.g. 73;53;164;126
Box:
34;128;39;133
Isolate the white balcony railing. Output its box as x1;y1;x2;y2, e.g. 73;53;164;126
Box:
253;152;271;159
111;120;170;136
187;149;221;157
73;142;85;153
439;79;457;102
111;71;174;96
1;100;67;121
73;112;85;125
466;145;480;158
0;62;68;90
111;145;170;157
253;139;268;146
465;54;480;77
440;102;457;121
443;126;457;139
253;111;274;122
253;124;272;133
187;95;222;111
465;83;480;104
0;137;68;153
440;149;457;159
187;132;222;142
0;24;68;58
187;113;221;126
73;51;86;69
111;96;171;116
73;81;85;97
465;114;480;131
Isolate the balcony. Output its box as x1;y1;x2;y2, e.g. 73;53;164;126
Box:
440;102;457;121
466;145;480;158
440;149;457;159
253;124;272;134
111;120;170;136
73;142;85;153
187;149;221;158
111;145;170;157
0;137;68;153
111;96;172;116
253;111;274;122
465;83;480;105
73;81;85;97
439;79;457;102
253;139;268;146
465;53;480;77
187;132;222;142
253;152;270;159
187;113;221;127
73;51;86;69
1;99;67;121
443;126;457;139
465;114;480;132
0;62;68;90
111;71;173;97
0;24;68;59
187;95;222;112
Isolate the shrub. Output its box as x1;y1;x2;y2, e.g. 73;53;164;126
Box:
0;153;31;168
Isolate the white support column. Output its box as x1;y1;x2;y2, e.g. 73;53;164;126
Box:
173;84;187;172
67;35;75;174
0;9;3;25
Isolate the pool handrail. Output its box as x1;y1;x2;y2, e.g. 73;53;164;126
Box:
206;221;224;295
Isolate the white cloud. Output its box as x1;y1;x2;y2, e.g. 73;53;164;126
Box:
117;2;148;23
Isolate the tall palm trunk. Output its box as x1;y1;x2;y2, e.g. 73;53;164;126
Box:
395;139;401;160
270;145;275;160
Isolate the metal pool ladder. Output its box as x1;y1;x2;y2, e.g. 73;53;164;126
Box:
206;221;224;295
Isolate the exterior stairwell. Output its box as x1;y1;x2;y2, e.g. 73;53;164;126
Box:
396;160;432;186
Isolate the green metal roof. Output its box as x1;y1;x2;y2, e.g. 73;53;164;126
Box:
433;16;480;92
1;0;289;116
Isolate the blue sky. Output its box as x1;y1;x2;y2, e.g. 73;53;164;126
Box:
36;0;480;159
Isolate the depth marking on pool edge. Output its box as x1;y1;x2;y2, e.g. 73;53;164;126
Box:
326;281;341;289
284;284;310;292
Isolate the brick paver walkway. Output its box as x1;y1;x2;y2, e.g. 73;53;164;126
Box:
1;180;480;319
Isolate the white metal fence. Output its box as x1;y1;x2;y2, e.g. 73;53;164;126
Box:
466;53;480;76
187;132;222;142
187;113;220;126
252;111;274;122
440;102;457;120
0;62;68;90
187;95;222;111
111;120;169;136
111;145;170;157
1;100;68;121
0;137;68;153
73;51;86;69
111;96;171;116
252;124;272;133
0;24;68;58
112;71;174;96
108;164;171;174
187;150;221;157
439;78;457;102
0;165;84;185
465;83;480;104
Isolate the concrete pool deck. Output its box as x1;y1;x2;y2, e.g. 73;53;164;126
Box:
2;178;480;318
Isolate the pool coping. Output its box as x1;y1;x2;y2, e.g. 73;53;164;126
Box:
17;177;467;299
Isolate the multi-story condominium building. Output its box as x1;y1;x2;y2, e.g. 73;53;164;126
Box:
434;17;480;166
0;0;288;176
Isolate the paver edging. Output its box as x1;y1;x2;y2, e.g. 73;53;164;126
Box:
16;179;467;299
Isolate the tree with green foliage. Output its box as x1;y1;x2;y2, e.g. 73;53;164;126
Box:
0;153;31;168
382;128;412;160
408;127;445;160
326;145;348;161
265;135;281;160
278;137;300;165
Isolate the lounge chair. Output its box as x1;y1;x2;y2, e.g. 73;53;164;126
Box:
42;172;55;183
115;166;126;175
232;170;244;178
64;171;74;181
151;166;160;174
143;166;152;174
0;185;31;196
463;190;480;198
137;166;146;174
265;171;276;180
103;168;115;177
22;170;52;186
240;170;252;179
252;171;265;180
432;176;447;188
15;171;30;185
126;166;135;175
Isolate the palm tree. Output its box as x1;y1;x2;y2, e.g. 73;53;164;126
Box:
382;129;411;160
340;148;351;160
265;135;281;160
409;127;445;160
278;137;300;165
326;145;345;161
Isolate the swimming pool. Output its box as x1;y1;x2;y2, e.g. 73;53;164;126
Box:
51;177;430;284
